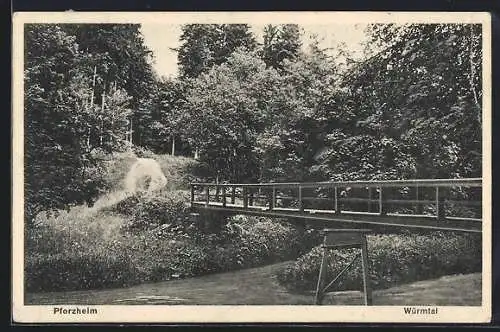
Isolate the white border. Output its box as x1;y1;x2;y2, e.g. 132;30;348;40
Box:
12;11;492;324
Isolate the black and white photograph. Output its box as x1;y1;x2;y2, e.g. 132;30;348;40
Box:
12;12;492;323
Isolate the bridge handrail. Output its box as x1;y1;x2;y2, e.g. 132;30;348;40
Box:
191;178;482;189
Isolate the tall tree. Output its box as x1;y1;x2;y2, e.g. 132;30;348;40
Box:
24;24;155;220
61;24;157;146
316;23;482;181
177;24;257;78
260;24;302;70
180;50;278;182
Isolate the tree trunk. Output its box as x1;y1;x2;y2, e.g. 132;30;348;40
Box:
100;91;105;147
469;25;481;125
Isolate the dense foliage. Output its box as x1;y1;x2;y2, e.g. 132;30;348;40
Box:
25;23;483;219
276;232;481;293
25;193;319;292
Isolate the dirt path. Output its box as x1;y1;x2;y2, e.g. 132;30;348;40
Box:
26;262;481;306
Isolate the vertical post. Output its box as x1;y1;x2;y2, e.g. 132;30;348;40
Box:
272;186;276;210
222;186;227;207
334;187;341;215
249;188;254;206
367;187;372;212
379;187;387;216
231;186;236;204
360;236;373;305
190;184;195;207
315;243;328;305
205;185;210;207
243;187;248;209
215;185;220;202
416;186;423;214
298;185;304;212
436;187;445;220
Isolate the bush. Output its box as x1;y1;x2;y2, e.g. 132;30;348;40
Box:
25;201;320;292
276;232;481;293
113;190;191;230
25;207;139;292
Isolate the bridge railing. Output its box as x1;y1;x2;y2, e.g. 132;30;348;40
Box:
190;178;482;221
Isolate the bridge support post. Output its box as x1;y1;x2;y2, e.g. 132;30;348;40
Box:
315;229;372;306
360;237;373;305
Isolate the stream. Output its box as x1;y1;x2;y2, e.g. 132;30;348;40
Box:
26;261;481;306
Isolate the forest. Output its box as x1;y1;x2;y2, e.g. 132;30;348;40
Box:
25;23;482;221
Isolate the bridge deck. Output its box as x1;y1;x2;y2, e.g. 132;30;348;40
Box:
190;178;482;233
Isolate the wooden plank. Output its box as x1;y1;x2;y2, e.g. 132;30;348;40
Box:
323;231;364;248
191;178;482;189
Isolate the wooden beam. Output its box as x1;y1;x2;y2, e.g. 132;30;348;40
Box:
191;204;482;233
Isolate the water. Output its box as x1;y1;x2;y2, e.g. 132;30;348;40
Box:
26;262;481;306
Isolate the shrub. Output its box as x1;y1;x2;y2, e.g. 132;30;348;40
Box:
113;190;191;230
276;232;481;293
25;207;139;292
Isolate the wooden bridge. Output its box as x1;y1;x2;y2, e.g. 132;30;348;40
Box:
190;178;482;233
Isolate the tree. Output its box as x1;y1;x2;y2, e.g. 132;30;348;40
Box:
315;23;482;181
260;24;302;70
254;46;340;182
142;78;192;155
24;24;154;220
177;24;257;78
180;50;277;182
61;24;157;146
